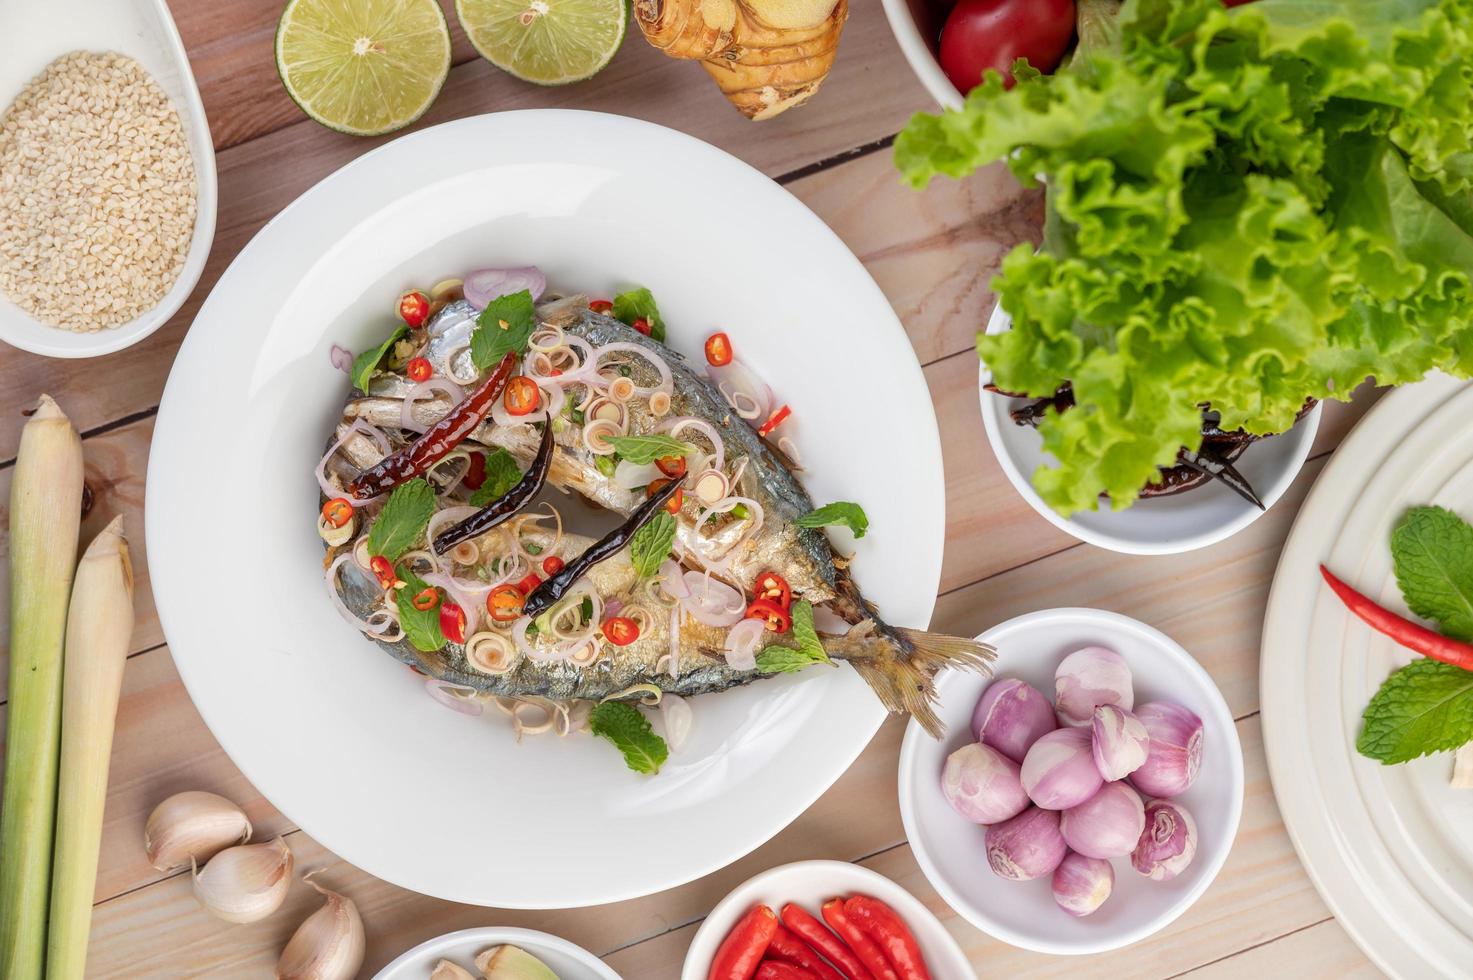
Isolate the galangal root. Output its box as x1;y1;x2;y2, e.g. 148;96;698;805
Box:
635;0;849;120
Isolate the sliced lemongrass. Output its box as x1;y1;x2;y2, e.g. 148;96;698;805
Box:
587;397;624;426
449;540;479;566
352;536;373;571
466;630;518;674
607;376;636;403
691;470;729;506
567;641;602;668
317;511;355;547
582;418;620;454
648;390;672;416
430;278;463;302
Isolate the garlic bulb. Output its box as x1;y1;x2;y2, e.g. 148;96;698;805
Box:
429;961;476;980
276;877;364;980
144;790;253;871
193;837;293;923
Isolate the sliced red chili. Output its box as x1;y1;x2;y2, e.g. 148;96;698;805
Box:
542;555;565;576
745;598;792;633
487;584;524;623
648;478;684;515
631;317;652;336
655;455;687;479
406;357;432;383
757;404;792;438
321;497;353;529
754;571;792;609
369;555;397;590
705;331;734;367
588;299;613;314
516;572;543;596
603;616;640;646
439;602;467;644
462;451;488;491
504;376;541;416
410;587;440;611
398;289;431;329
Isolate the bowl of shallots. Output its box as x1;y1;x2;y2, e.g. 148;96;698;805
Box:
897;607;1243;955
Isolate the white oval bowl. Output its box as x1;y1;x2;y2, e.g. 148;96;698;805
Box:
898;607;1243;955
0;0;216;358
680;860;974;980
374;926;619;980
979;303;1321;555
879;0;964;110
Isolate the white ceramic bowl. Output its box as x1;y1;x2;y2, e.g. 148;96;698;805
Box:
680;860;974;980
980;304;1321;555
374;926;619;980
0;0;216;358
879;0;964;110
898;608;1243;955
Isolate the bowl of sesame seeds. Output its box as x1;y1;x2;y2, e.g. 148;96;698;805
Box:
0;0;216;358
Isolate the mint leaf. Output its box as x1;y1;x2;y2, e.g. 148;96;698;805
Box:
757;601;832;674
395;565;445;653
1392;506;1473;642
351;325;408;391
630;511;677;579
606;434;695;465
1358;659;1473;764
467;449;523;508
795;502;869;539
470;289;536;370
589;702;668;774
367;479;436;561
612;287;666;342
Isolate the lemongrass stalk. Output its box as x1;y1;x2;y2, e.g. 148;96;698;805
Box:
45;518;134;979
0;395;84;979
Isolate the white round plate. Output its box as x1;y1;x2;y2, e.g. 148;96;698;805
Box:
1261;373;1473;978
374;926;618;979
146;111;943;908
680;860;974;980
898;608;1243;955
979;304;1321;555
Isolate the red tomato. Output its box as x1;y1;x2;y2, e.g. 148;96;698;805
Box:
938;0;1076;96
631;317;652;336
704;331;734;367
487;584;524;623
542;555;566;575
588;299;613;313
406;357;433;383
504;376;541;416
603;616;640;646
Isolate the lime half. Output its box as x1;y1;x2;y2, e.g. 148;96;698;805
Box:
456;0;627;85
276;0;453;136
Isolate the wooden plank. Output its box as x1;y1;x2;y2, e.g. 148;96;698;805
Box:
1181;917;1383;979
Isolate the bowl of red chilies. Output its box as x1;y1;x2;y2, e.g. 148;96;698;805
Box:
682;860;973;980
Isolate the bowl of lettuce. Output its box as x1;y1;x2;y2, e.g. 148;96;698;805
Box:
898;0;1473;520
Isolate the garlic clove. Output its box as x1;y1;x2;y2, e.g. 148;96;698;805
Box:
193;837;293;924
430;960;476;980
144;790;253;871
276;876;365;980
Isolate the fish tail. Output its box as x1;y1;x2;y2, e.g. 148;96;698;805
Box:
832;627;995;738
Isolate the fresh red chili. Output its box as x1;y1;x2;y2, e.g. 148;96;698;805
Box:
765;923;843;980
406;357;433;383
758;405;792;438
754;571;792;609
780;904;874;980
542;555;566;575
842;897;930;980
487;584;524;624
648;478;684;515
821;901;897;980
1321;564;1473;672
321;497;353;529
439;602;467;644
709;904;778;980
656;455;688;479
369;555;397;590
462;451;488;490
410;587;440;612
632;317;652;336
348;352;516;498
504;376;541;416
398;289;431;328
745;599;792;633
705;331;734;367
516;572;543;596
755;964;818;980
603;616;640;646
589;299;613;314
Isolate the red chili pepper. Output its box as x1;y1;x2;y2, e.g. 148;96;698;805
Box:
780;904;874;980
439;602;467;644
766;924;843;980
398;289;431;328
632;317;652;336
755;963;819;980
754;570;792;609
821;901;897;980
656;455;688;479
504;376;541;416
758;404;792;438
705;331;734;367
745;598;792;633
369;555;397;590
1321;564;1473;671
406;357;433;383
589;299;613;314
321;497;353;529
410;587;440;612
710;904;778;980
516;573;543;596
542;555;566;576
462;451;488;491
603;616;640;646
841;897;930;980
648;478;684;515
487;584;524;623
348;352;516;498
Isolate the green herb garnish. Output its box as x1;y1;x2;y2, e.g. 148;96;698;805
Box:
350;324;408;391
757;601;832;674
467;448;524;508
394;565;445;653
1392;506;1473;644
612;286;666;342
606;434;695;465
795;502;869;539
367;479;436;561
630;511;677;579
589;701;668;774
470;289;536;370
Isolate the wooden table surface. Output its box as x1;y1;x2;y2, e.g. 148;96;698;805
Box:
0;0;1393;975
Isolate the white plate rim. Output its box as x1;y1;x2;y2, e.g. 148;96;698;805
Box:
897;606;1245;955
372;925;620;980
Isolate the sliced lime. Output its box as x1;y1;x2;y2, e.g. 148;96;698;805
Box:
276;0;453;136
456;0;627;86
